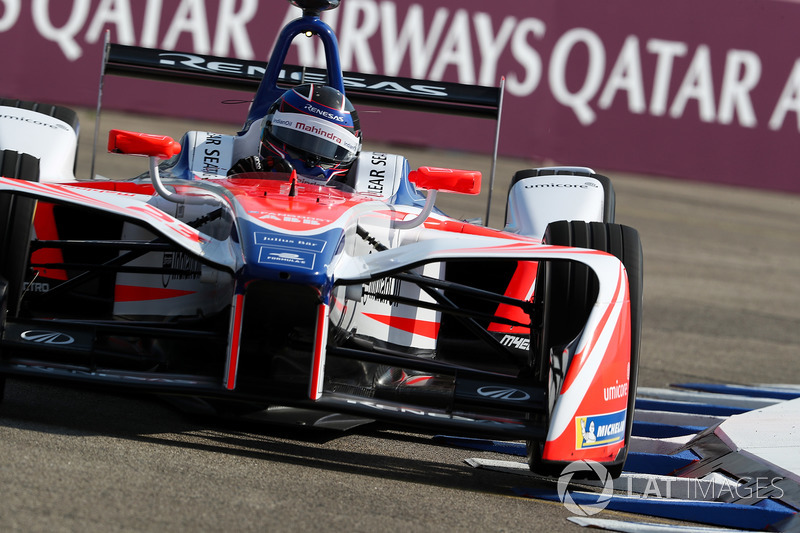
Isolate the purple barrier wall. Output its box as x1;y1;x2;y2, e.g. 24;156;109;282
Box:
2;0;800;193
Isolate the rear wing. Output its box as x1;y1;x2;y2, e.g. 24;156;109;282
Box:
105;44;502;120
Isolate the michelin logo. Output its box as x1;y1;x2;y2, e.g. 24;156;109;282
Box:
575;410;626;450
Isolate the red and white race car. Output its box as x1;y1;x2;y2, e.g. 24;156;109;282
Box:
0;0;641;477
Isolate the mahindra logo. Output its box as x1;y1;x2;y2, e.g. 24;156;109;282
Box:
477;386;530;401
20;330;75;345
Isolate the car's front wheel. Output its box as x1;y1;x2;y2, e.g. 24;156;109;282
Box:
527;220;642;478
0;150;40;316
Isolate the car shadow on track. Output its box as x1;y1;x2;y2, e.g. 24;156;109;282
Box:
0;377;549;496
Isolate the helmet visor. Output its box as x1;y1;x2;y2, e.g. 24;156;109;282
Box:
268;111;360;165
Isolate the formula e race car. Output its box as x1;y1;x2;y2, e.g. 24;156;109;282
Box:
0;0;641;478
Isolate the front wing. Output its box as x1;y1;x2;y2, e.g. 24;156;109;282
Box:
327;236;632;463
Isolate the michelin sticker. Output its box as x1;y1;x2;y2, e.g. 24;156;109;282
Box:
575;410;626;450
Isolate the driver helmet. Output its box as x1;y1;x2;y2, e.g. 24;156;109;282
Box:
260;84;362;182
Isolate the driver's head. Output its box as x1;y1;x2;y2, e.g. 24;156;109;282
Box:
260;84;361;182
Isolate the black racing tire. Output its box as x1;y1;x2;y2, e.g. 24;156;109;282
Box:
0;98;80;173
0;98;79;133
0;150;41;317
0;278;5;404
527;220;642;478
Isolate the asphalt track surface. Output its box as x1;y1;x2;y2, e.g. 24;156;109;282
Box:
1;108;798;532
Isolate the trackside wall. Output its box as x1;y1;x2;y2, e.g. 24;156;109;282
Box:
2;1;800;193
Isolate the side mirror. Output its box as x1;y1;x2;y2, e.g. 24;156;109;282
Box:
108;129;181;159
393;167;481;230
408;166;481;195
107;129;214;205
